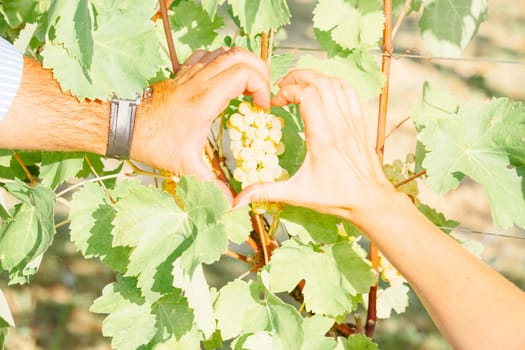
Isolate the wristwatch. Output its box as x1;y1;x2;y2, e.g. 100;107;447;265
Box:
106;88;152;159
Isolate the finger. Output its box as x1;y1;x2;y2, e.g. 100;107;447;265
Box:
195;47;270;88
197;47;228;65
233;180;299;210
202;63;271;110
182;50;208;67
276;69;331;88
339;80;362;118
271;84;327;140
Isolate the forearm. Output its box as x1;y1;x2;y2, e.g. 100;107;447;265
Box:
0;57;109;154
351;189;525;349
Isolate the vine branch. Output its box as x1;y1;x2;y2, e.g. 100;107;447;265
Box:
392;0;412;40
159;0;180;73
367;0;393;338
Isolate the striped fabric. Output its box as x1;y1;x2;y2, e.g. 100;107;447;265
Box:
0;37;23;121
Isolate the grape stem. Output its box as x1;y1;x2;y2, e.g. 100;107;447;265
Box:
392;0;412;40
385;116;411;140
367;0;393;338
13;152;36;186
126;160;174;180
55;219;70;230
85;155;115;203
251;213;271;265
55;173;128;198
394;169;427;188
224;249;250;263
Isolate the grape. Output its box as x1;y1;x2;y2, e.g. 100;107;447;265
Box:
383;157;420;205
227;101;286;214
378;253;406;287
405;153;416;164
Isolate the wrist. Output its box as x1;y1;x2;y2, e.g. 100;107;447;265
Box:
348;184;412;231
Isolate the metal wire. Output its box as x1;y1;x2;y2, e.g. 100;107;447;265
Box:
437;226;525;240
274;46;525;66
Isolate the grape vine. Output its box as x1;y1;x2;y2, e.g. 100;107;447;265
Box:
1;0;524;349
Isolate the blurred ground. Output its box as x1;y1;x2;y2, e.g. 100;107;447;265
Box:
3;1;525;349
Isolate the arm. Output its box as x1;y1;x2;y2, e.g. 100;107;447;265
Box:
235;70;525;350
0;48;270;196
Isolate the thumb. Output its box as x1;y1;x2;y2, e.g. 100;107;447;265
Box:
234;180;294;210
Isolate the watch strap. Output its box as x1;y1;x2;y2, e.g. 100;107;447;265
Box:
106;96;140;159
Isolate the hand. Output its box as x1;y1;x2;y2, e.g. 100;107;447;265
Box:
234;70;394;224
130;47;270;201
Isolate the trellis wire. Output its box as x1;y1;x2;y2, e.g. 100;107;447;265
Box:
440;227;525;240
275;46;525;66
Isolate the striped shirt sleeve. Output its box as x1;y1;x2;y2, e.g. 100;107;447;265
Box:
0;37;23;121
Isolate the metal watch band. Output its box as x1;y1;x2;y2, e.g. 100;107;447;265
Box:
106;96;141;159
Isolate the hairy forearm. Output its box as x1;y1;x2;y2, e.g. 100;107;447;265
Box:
0;57;109;154
352;190;525;349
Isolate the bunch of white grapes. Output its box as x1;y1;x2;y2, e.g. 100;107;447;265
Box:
227;101;287;214
383;153;419;205
378;252;407;287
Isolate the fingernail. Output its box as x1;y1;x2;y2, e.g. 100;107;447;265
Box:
231;197;250;212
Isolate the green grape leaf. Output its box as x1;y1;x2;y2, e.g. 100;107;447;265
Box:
376;284;410;319
0;326;6;350
47;0;94;73
313;0;384;50
419;0;488;57
0;289;14;327
418;203;459;234
112;178;229;301
200;0;226;19
298;52;384;100
168;0;224;62
393;0;422;15
269;239;374;317
151;290;194;341
42;0;163;100
336;334;379;350
176;176;229;274
280;205;358;244
112;185;189;301
221;206;251;244
39;152;86;189
69;182;131;273
153;325;202;350
0;0;48;28
313;28;352;58
271;106;306;176
228;0;291;36
90;276;156;350
418;98;525;228
412;82;460;173
215;277;304;349
301;315;337;350
0;181;55;285
112;186;187;248
172;261;215;338
214;279;266;340
271;53;295;82
412;82;459;131
0;151;11;167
